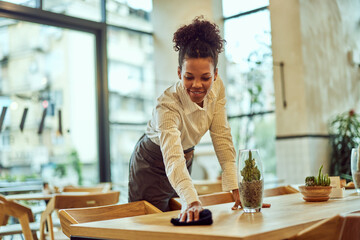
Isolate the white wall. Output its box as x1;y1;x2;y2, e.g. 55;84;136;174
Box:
270;0;360;183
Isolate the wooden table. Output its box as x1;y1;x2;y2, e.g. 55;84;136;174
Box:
5;193;53;201
0;185;43;194
6;192;89;201
0;180;44;194
69;190;360;240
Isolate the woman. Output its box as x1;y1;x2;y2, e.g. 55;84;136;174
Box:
128;16;241;222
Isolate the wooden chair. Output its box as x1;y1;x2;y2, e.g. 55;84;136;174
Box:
289;212;360;240
39;191;120;240
0;195;39;240
264;185;299;197
193;180;222;195
169;192;234;211
58;200;162;238
199;192;235;206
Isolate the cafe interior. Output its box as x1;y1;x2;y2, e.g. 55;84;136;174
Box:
0;0;360;239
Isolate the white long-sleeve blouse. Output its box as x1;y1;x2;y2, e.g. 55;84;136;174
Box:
146;77;238;206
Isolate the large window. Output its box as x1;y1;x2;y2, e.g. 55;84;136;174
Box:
222;0;277;182
0;1;154;196
0;18;98;186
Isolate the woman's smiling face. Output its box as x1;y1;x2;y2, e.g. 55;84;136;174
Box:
178;57;218;107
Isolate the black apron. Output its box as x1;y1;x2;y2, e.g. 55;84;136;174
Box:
128;134;194;212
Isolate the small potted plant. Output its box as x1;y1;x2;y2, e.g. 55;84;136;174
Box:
299;165;332;202
238;149;264;212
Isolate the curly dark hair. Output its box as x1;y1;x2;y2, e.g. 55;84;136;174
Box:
173;16;225;69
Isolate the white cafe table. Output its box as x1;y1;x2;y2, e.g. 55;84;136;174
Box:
69;190;360;240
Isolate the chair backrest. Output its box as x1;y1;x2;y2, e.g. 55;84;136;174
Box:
40;191;120;240
98;182;112;192
0;196;38;240
63;183;111;193
193;180;222;195
264;185;299;197
289;212;360;240
169;192;234;211
53;191;120;209
199;192;234;206
58;200;162;237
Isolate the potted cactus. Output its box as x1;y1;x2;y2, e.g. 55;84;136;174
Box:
238;150;264;212
299;165;332;202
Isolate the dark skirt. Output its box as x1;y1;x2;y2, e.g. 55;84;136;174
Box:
128;134;193;212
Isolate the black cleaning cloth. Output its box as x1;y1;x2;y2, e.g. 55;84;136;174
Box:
171;209;213;226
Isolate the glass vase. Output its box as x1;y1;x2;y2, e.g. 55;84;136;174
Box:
351;147;360;194
238;149;264;213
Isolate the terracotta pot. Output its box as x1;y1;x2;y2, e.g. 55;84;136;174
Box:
299;185;332;202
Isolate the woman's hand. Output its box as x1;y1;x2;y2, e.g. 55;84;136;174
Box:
179;201;203;222
231;188;242;210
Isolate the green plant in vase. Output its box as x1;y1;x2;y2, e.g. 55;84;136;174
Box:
352;145;360;190
329;109;360;181
239;150;264;211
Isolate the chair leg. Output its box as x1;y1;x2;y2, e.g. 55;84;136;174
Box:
19;214;37;240
0;213;9;240
39;220;46;240
47;215;55;240
32;232;38;240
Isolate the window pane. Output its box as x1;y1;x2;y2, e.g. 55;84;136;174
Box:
222;0;268;18
107;27;154;124
110;125;144;202
43;0;102;22
229;113;276;180
224;10;276;180
107;26;155;192
224;10;273;116
1;0;36;8
0;18;98;187
106;0;152;32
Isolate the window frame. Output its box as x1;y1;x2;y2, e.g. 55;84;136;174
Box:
0;1;112;181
